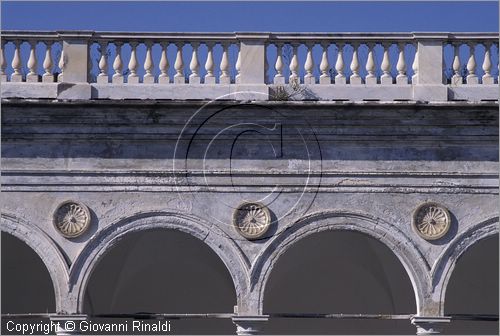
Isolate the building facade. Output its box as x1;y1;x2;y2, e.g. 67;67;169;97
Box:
1;31;499;335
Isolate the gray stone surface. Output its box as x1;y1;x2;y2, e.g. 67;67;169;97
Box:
1;99;498;333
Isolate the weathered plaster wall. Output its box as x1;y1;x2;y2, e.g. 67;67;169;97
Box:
1;100;498;332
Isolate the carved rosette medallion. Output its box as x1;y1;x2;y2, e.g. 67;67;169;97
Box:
53;201;91;238
233;202;271;240
412;202;451;240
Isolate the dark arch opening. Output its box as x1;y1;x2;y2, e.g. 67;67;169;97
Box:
1;232;56;313
83;229;237;334
262;230;416;334
443;234;498;335
1;232;56;333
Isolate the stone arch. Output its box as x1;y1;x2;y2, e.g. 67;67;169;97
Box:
69;211;249;313
432;216;499;316
251;210;430;315
0;213;69;313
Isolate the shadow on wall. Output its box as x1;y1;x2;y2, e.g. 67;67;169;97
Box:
262;230;416;334
83;229;237;335
442;235;499;335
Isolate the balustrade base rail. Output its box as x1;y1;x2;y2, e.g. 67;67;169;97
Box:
1;82;498;102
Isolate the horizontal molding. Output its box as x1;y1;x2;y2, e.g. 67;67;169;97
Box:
2;170;497;194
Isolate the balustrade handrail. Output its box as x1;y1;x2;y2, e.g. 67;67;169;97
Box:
1;30;498;41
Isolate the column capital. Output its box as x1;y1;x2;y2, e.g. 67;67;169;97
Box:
49;314;88;335
411;316;451;335
232;315;269;335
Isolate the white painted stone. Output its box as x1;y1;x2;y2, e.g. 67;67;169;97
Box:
50;315;88;335
335;43;346;85
319;43;331;85
481;43;493;84
189;42;201;84
112;42;124;84
289;43;299;84
466;44;478;84
365;44;377;85
59;34;92;83
350;43;362;85
303;43;315;85
237;34;268;84
1;82;58;98
451;43;462;86
449;85;499;101
414;39;445;85
396;43;408;85
127;42;139;84
274;43;285;85
204;42;215;84
380;44;392;85
42;42;55;83
158;42;170;84
26;41;39;82
11;41;23;82
232;316;268;335
143;42;155;84
413;84;447;102
220;43;231;84
57;83;92;100
174;43;185;84
96;41;108;84
411;316;450;335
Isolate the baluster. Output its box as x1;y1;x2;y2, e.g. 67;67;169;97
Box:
235;47;242;84
112;42;124;84
411;46;419;84
0;41;6;82
219;42;230;84
26;40;38;82
335;43;346;84
96;41;108;84
127;42;139;83
174;42;185;84
466;43;478;84
11;40;23;82
189;42;200;84
42;41;54;82
304;42;315;84
289;43;299;85
143;41;155;84
380;43;392;84
396;43;407;85
204;42;215;84
57;49;65;82
319;42;330;85
451;43;462;85
482;42;493;84
365;43;377;85
158;42;170;84
274;43;285;84
350;42;361;84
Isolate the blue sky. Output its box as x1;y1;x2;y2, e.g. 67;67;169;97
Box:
1;1;498;32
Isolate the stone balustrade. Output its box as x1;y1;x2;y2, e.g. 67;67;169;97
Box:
1;31;498;101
